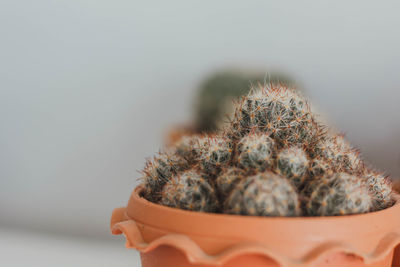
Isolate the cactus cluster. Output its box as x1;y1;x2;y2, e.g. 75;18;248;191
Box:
160;170;218;212
140;83;395;216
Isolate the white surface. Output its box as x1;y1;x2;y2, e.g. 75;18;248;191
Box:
1;0;400;240
0;228;141;267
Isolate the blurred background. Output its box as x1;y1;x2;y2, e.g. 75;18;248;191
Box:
1;0;400;266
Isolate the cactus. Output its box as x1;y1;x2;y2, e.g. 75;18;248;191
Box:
139;83;394;217
215;167;246;198
174;134;205;163
364;170;394;211
229;84;324;148
275;147;309;188
236;132;276;171
310;133;365;175
141;150;188;201
304;173;372;216
160;170;218;212
224;172;300;216
198;136;233;176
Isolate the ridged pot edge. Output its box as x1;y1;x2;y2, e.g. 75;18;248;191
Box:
110;186;400;267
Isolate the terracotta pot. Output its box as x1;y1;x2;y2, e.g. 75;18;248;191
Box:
111;186;400;267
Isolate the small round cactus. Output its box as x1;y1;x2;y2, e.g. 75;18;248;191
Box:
310;134;365;175
160;170;218;212
224;172;300;217
304;173;372;216
215;167;246;198
364;170;393;211
275;147;309;188
198;136;233;176
141;150;188;201
236;132;275;171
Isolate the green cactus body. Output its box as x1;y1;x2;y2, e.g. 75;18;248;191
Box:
215;167;246;198
364;170;393;211
304;173;372;216
275;147;309;188
224;172;300;216
141;151;188;201
236;133;275;171
198;136;233;176
160;170;218;212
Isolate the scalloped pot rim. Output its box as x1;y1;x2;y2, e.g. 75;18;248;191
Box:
111;186;400;267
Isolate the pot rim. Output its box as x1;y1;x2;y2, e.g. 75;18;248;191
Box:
118;186;400;241
132;185;400;221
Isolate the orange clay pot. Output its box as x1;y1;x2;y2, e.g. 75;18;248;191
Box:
111;186;400;267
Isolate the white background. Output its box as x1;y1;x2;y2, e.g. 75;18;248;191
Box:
1;1;400;266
